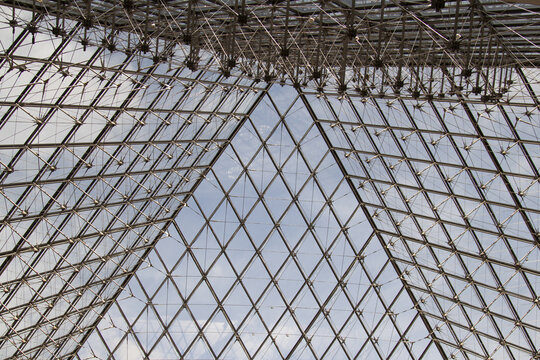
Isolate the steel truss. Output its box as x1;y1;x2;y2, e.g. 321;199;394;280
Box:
0;1;537;360
3;0;540;98
0;4;266;358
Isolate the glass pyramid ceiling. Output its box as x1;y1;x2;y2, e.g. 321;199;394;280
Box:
0;0;538;359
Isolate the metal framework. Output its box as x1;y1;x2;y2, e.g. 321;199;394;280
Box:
0;0;538;359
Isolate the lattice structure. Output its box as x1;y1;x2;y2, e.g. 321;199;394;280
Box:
0;0;538;359
0;5;265;358
5;0;540;97
76;87;440;360
299;80;540;359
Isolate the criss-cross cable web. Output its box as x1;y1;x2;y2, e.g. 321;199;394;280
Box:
298;75;540;359
0;0;538;359
0;5;265;359
76;86;441;360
